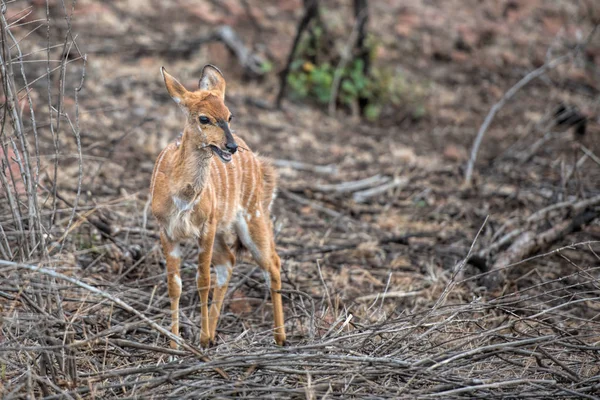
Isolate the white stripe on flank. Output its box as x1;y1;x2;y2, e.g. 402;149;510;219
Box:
213;160;222;218
223;160;229;220
208;179;215;207
239;152;245;205
231;156;238;209
235;155;241;205
235;212;260;261
246;156;255;210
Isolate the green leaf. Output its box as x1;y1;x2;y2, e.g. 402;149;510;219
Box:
412;105;426;119
415;199;427;208
287;72;309;98
364;104;381;121
260;60;273;74
341;79;358;97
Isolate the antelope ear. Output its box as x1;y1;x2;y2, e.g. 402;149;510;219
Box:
161;67;188;105
198;64;226;100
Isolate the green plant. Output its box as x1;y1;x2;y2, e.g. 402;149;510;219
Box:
259;59;274;74
286;31;427;122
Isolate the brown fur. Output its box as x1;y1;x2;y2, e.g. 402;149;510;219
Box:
150;66;286;348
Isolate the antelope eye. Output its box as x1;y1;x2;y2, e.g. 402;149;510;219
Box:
228;115;233;122
199;116;210;124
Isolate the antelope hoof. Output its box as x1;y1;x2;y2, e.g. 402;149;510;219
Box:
200;334;210;348
200;336;216;348
275;334;287;346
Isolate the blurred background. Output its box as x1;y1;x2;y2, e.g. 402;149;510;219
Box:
1;0;600;398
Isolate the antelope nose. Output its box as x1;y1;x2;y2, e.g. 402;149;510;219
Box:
226;142;238;154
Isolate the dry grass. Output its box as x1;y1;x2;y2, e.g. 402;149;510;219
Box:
2;244;600;398
1;0;600;398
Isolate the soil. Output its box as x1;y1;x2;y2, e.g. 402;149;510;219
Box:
1;0;600;398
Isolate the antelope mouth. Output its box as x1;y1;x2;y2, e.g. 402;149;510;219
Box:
210;145;232;163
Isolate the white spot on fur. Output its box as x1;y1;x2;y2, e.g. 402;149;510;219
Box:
263;270;271;289
255;210;261;218
214;264;231;287
173;274;182;291
166;197;202;240
166;212;201;240
172;96;181;104
234;211;261;261
269;189;277;211
173;196;194;212
169;244;181;259
196;125;208;146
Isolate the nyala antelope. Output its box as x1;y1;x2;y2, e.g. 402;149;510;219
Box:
150;65;286;347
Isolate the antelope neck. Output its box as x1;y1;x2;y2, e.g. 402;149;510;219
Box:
173;130;212;194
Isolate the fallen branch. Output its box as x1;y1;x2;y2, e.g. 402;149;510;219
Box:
465;25;598;185
515;131;557;164
312;174;389;193
280;231;436;257
214;25;267;77
581;145;600;167
483;209;599;288
355;290;421;303
464;54;570;186
425;379;557;398
273;158;337;175
0;260;229;379
279;188;343;219
87;25;268;77
353;177;409;203
478;194;600;265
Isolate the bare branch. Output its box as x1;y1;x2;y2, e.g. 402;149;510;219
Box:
0;259;229;379
464;54;570;186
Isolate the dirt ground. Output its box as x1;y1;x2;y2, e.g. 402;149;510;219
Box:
1;0;600;398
